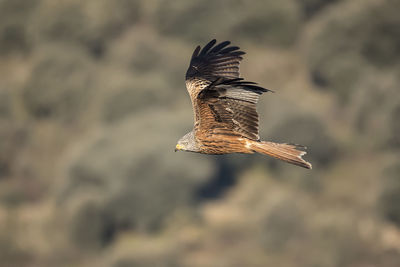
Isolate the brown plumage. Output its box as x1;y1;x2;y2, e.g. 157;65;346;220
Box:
176;40;312;169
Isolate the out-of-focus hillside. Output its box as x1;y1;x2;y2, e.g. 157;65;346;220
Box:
1;0;400;266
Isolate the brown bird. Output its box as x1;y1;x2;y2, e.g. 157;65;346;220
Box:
175;39;312;169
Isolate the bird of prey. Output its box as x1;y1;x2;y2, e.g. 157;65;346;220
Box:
175;39;312;169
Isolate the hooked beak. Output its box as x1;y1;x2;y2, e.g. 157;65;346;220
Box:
175;144;183;152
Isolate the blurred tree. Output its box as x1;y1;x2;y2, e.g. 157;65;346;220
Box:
306;0;400;101
0;0;37;55
231;0;302;46
58;112;213;248
22;45;95;121
299;0;340;18
70;201;115;249
30;0;141;57
156;0;302;46
389;105;400;148
380;163;400;227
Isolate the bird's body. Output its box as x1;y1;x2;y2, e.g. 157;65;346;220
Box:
176;40;312;169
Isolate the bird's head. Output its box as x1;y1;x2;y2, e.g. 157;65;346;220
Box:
175;131;198;152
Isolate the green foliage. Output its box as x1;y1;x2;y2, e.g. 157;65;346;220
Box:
70;201;115;249
101;75;171;124
156;0;302;46
350;72;400;148
298;0;340;18
0;235;32;267
306;0;400;101
0;90;11;119
112;257;179;267
259;201;305;251
0;0;37;55
230;0;302;46
156;0;230;42
22;45;95;121
389;105;400;148
60;112;213;247
380;164;400;227
0;121;27;184
30;0;141;56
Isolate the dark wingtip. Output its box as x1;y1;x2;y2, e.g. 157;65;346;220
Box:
209;40;231;53
200;39;217;56
222;78;271;93
191;45;201;60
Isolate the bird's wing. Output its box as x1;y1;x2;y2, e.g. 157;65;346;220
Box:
185;39;245;103
195;78;272;141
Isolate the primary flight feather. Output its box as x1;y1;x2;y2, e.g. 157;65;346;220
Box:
176;39;312;169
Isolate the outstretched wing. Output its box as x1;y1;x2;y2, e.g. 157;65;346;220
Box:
196;78;272;141
185;39;245;102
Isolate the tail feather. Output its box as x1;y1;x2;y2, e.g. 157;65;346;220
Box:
251;141;312;169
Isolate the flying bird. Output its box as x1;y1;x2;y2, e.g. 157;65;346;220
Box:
175;39;312;169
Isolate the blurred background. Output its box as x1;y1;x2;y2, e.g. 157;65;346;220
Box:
1;0;400;266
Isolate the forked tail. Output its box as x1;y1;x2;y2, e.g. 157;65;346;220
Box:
251;141;312;169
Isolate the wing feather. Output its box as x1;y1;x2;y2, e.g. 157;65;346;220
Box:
209;40;231;53
199;39;217;56
185;40;249;129
196;78;272;140
185;39;246;98
190;46;201;60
